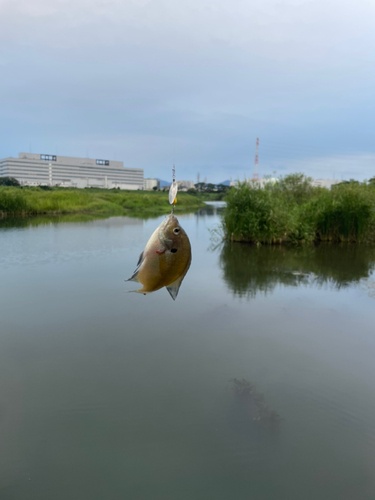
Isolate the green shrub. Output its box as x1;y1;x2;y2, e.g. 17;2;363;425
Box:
223;175;375;244
223;180;314;243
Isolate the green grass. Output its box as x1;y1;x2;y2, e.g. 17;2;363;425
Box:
0;187;205;217
223;175;375;244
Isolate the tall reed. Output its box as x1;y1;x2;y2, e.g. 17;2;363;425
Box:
311;184;374;242
0;187;29;214
223;176;375;244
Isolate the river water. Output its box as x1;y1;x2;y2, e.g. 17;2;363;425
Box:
1;203;375;500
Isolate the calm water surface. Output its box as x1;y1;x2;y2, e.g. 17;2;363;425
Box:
1;204;375;499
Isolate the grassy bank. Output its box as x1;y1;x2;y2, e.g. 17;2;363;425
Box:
223;175;375;244
0;187;205;217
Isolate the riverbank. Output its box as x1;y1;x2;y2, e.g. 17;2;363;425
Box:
223;175;375;244
0;186;206;217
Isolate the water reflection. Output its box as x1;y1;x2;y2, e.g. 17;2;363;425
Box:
0;213;116;229
231;378;283;428
219;243;375;298
195;201;226;217
0;200;224;230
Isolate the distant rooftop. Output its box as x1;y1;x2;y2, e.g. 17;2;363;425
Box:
17;152;124;169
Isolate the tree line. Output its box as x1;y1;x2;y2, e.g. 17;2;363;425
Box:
190;182;230;193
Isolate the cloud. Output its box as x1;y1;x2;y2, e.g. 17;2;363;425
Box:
0;0;374;182
263;154;375;182
1;0;374;59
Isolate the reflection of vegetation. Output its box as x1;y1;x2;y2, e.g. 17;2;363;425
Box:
127;205;201;220
223;175;375;243
231;378;282;427
0;213;115;229
0;204;208;228
0;186;204;217
194;203;226;218
220;242;375;298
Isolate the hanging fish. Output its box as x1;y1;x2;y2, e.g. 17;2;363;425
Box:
127;214;192;300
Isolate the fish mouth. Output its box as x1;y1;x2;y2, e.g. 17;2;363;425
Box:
161;214;178;227
166;214;178;222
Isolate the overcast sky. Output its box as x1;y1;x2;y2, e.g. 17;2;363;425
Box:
1;0;374;183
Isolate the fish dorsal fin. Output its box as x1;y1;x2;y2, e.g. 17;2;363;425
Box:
136;251;144;267
126;251;144;282
166;275;184;300
126;270;140;282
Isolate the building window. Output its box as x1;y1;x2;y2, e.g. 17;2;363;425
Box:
96;159;110;166
41;154;57;161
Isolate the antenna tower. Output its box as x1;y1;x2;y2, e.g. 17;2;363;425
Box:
253;137;259;179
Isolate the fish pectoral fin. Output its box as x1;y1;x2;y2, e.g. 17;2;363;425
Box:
166;276;185;301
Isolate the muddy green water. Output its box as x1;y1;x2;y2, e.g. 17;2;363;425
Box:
1;203;375;499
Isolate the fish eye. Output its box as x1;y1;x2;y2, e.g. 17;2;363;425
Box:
173;228;180;234
171;248;178;253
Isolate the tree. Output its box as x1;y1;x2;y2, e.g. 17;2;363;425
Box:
206;183;216;192
194;182;206;192
0;177;20;187
152;186;158;191
216;184;230;194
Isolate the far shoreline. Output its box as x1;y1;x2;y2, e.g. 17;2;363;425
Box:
0;186;208;219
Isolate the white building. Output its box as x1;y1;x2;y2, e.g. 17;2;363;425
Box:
311;179;341;189
0;153;144;190
144;178;160;190
176;180;195;191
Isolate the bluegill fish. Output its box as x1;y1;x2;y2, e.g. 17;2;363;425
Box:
127;214;192;300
